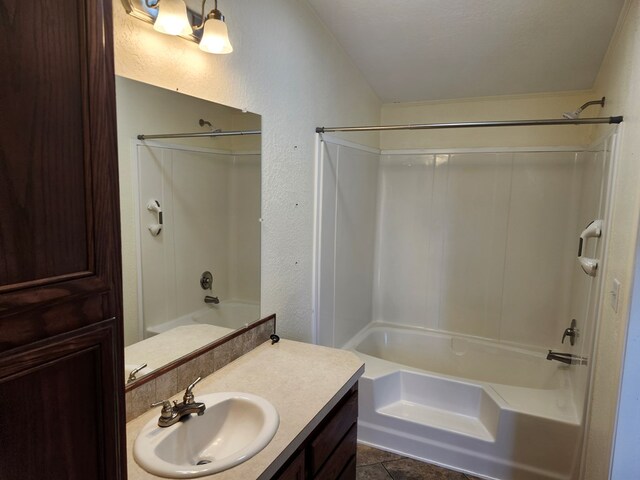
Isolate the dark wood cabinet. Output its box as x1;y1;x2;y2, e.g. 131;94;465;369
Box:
274;386;358;480
0;0;125;479
276;450;306;480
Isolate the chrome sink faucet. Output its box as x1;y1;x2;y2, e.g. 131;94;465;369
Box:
151;377;207;427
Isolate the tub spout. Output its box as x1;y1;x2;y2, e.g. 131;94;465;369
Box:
204;295;220;305
546;350;588;366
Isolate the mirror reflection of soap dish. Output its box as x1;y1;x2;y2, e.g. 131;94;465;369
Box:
147;199;163;236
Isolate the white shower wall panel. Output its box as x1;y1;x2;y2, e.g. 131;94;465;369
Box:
317;142;338;347
137;146;260;333
138;146;175;330
228;155;261;303
374;150;585;349
334;147;379;347
438;153;513;339
172;150;231;316
567;138;614;420
499;152;580;347
373;155;435;328
317;141;378;347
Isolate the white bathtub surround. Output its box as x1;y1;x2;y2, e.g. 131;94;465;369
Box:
315;134;617;479
317;139;613;353
348;324;580;480
137;144;261;337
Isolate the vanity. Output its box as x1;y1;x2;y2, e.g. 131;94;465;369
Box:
126;339;364;480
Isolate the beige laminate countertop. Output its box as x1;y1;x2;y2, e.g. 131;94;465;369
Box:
126;339;365;480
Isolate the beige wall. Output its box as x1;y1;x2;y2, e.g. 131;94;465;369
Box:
113;0;381;341
583;1;640;478
380;91;596;150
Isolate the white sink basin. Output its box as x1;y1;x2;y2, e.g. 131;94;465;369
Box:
133;392;279;478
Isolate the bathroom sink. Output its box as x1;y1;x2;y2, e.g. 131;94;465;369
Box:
133;392;279;478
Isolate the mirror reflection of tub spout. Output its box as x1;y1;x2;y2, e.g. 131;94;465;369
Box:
205;295;220;305
547;350;588;365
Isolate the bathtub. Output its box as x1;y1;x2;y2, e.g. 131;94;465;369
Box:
125;302;261;374
345;323;582;480
146;301;261;336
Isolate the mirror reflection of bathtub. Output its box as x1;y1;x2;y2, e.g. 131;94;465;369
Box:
116;77;262;384
125;301;260;375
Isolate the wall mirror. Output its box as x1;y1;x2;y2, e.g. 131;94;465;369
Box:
115;77;262;386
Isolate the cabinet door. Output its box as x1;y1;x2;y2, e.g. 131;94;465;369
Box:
0;322;122;479
274;449;306;480
0;0;125;478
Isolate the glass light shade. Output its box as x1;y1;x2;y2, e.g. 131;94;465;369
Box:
199;18;233;54
153;0;193;36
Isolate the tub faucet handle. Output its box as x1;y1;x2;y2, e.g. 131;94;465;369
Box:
562;319;578;346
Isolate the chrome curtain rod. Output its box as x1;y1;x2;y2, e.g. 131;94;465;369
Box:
137;129;261;140
315;116;623;134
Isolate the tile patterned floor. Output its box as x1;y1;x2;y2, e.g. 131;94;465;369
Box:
356;444;482;480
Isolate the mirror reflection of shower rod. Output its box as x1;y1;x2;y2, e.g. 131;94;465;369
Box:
137;129;261;140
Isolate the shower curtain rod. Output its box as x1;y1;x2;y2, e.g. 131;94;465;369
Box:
315;116;623;134
137;129;261;140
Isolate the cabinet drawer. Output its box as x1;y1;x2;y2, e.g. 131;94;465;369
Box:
310;389;358;475
314;423;357;480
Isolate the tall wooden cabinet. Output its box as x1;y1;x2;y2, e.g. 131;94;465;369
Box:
0;0;126;478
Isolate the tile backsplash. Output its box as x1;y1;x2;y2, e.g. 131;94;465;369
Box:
125;317;275;421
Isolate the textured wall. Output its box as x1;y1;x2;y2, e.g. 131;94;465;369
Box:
583;0;640;477
113;0;381;341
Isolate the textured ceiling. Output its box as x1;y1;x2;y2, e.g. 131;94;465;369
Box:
307;0;626;103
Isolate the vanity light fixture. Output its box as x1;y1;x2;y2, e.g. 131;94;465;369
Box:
123;0;233;54
150;0;192;35
197;0;233;54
